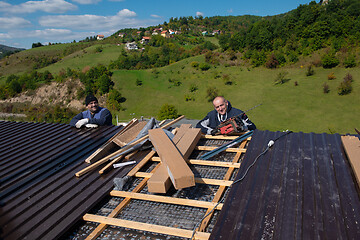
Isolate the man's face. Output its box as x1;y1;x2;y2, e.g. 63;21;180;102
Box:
87;100;99;113
213;98;228;115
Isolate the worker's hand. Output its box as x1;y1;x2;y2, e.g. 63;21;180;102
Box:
85;123;98;128
75;118;89;128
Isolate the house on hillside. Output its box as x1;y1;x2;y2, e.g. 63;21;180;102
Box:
118;32;126;38
161;30;170;38
97;35;104;40
202;31;208;36
212;30;221;35
140;36;151;45
125;42;138;50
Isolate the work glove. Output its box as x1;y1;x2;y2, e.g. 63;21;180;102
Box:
210;129;218;136
85;123;98;128
75;118;89;128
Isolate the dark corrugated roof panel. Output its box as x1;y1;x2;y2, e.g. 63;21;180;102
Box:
210;130;360;240
0;120;129;240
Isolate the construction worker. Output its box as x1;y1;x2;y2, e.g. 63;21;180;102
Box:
196;96;256;135
70;94;113;128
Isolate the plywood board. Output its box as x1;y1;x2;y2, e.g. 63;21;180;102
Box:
112;121;148;147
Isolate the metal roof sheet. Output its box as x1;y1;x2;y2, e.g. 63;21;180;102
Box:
0;120;129;240
210;130;360;239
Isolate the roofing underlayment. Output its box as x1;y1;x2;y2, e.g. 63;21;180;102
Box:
1;120;360;240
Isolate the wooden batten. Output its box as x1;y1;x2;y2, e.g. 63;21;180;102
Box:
341;135;360;188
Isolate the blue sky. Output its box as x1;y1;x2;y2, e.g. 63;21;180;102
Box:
0;0;313;49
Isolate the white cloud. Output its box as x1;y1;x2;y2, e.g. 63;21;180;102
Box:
0;33;11;39
39;9;140;30
108;0;125;2
151;14;162;18
71;0;102;4
0;0;77;14
196;11;204;17
0;17;32;30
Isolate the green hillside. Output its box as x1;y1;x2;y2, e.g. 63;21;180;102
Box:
0;0;359;134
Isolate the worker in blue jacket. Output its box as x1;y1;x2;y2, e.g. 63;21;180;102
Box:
196;96;256;135
70;94;113;128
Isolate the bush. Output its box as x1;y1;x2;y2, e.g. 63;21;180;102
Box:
136;79;143;86
199;63;211;71
158;103;178;120
337;73;353;95
344;55;356;68
265;53;279;69
206;86;219;102
322;53;339;68
189;83;198;92
222;74;233;85
306;65;315;76
191;62;199;68
327;72;336;80
184;94;195;101
274;71;289;85
107;89;125;111
323;82;330;93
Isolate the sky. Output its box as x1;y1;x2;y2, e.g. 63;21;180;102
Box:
0;0;313;49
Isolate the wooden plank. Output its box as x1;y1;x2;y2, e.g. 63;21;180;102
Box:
75;116;185;177
84;118;138;163
112;121;148;147
202;135;240;140
148;128;195;190
151;157;241;168
341;135;360;187
196;146;246;153
172;124;192;144
83;214;210;240
85;153;159;240
110;191;223;210
136;172;233;187
148;128;201;193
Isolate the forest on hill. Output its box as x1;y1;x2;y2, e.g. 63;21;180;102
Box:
0;0;359;133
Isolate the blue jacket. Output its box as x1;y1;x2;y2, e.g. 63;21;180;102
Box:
196;101;256;134
70;107;113;127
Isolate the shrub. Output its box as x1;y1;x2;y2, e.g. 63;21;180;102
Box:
191;62;199;68
322;53;339;68
189;83;198;92
265;53;279;69
107;89;125;111
344;55;356;68
168;78;181;87
136;79;143;86
327;72;336;80
199;63;211;71
337;73;353;95
274;71;289;85
323;82;330;93
206;86;219;102
158;103;178;120
222;74;233;85
294;81;298;86
184;94;195;101
306;65;315;76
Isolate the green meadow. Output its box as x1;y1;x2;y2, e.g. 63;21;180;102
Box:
111;55;360;134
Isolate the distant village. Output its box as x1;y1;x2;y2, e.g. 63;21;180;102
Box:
96;27;222;51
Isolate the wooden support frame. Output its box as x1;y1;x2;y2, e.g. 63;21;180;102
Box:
83;133;251;240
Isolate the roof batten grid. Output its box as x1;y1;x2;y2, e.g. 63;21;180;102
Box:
76;132;250;239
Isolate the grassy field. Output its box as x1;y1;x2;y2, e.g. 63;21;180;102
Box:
111;55;360;134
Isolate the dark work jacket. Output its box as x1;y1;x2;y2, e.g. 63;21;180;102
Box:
70;107;113;127
196;101;256;134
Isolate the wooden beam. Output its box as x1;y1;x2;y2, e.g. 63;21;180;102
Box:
83;214;210;240
136;172;233;187
195;146;246;153
110;191;223;210
148;128;195;190
341;135;360;188
151;157;240;168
